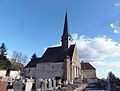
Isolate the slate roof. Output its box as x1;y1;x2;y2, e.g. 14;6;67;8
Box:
25;58;41;68
25;44;75;68
38;44;75;63
81;62;96;70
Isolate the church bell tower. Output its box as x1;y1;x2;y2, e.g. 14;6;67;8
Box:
61;12;71;52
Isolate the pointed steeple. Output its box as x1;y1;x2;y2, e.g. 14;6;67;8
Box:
61;12;71;52
62;12;70;38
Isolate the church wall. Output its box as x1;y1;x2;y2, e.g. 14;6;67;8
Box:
36;62;64;79
71;45;81;79
72;45;80;67
25;67;36;78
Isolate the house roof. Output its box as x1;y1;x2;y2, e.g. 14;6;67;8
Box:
38;44;75;63
81;62;96;70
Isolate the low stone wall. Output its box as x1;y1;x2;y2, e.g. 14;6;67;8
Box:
0;70;20;78
0;70;6;77
9;70;20;78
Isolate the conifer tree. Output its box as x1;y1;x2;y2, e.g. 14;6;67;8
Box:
0;43;7;60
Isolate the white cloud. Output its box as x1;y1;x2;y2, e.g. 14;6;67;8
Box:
91;61;120;68
71;34;120;78
71;33;120;60
110;22;120;34
91;60;120;78
115;3;120;7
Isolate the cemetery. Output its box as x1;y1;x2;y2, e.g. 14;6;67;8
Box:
4;76;83;91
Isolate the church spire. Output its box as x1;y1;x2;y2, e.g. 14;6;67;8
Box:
62;12;70;37
61;12;71;52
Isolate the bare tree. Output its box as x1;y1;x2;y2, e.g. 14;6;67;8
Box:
10;51;28;71
22;55;27;64
11;51;27;64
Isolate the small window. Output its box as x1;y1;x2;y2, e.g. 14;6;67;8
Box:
43;66;45;69
62;66;64;69
28;69;30;73
52;66;54;69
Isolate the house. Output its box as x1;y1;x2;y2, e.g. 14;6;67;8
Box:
80;61;96;82
25;13;96;84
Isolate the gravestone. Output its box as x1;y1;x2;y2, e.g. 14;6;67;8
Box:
58;79;61;85
25;79;33;91
52;78;56;88
13;80;23;91
56;79;61;86
36;79;43;90
42;79;47;91
48;79;52;89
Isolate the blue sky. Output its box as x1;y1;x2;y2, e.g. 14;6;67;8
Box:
0;0;120;78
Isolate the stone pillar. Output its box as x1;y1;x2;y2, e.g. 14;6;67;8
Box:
74;66;76;78
64;55;70;82
75;66;77;77
76;66;79;77
78;67;80;76
73;66;74;79
70;63;73;83
77;67;79;77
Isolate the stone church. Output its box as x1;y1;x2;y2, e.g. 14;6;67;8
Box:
25;13;96;83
